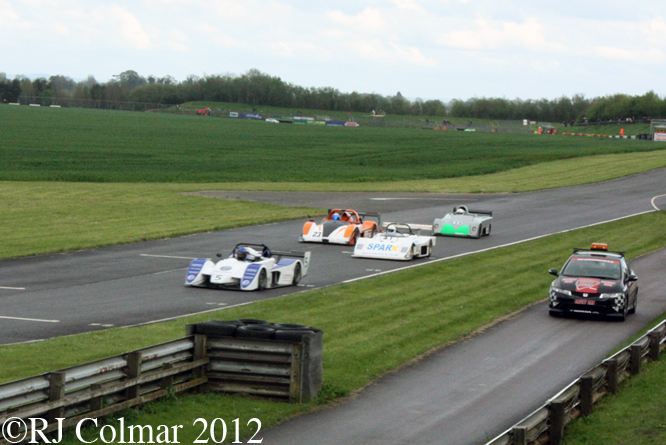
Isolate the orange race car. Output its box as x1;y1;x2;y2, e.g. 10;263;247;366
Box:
300;209;381;245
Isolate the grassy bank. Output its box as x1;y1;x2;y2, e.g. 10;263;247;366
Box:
1;211;665;443
2;105;662;183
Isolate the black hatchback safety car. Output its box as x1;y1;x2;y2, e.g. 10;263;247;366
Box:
548;243;638;321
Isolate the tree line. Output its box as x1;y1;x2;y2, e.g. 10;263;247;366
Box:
2;69;664;122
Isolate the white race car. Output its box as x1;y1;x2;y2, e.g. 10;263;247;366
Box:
185;243;310;291
353;223;436;261
432;205;492;238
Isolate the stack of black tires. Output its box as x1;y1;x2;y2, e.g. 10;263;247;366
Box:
193;319;321;342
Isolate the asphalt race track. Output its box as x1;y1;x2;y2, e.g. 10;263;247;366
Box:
1;168;665;444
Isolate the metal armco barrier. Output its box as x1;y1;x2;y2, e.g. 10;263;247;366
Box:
485;320;666;445
0;320;323;444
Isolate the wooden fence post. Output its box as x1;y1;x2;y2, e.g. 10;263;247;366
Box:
649;331;662;362
89;383;103;412
549;400;566;445
49;372;66;422
606;359;618;394
126;352;142;400
512;426;527;445
630;345;641;375
580;375;594;416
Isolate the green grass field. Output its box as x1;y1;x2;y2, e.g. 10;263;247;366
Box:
2;104;663;183
2;103;666;443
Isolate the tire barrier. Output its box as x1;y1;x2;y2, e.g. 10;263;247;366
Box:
189;319;323;403
0;320;323;442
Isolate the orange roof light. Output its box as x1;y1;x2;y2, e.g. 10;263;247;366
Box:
590;243;608;251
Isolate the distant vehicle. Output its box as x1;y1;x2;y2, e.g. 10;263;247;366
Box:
185;243;310;291
353;223;435;261
265;118;279;123
300;209;380;245
548;243;638;321
432;205;492;238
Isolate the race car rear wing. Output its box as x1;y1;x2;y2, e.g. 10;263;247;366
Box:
271;250;312;276
382;222;433;235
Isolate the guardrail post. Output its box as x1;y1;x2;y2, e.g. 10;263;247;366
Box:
649;332;662;362
511;426;527;445
90;383;103;412
126;352;142;400
580;375;594;416
288;343;303;403
192;334;207;393
605;359;618;394
630;344;641;375
160;363;174;390
549;400;565;445
49;371;66;422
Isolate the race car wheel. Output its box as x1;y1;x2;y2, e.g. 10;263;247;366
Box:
485;225;492;236
426;241;433;257
408;244;415;260
257;269;268;290
292;263;302;285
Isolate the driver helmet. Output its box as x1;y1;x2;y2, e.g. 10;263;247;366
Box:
236;247;248;261
332;213;341;220
455;208;466;215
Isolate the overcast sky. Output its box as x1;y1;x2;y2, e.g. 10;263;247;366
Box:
2;0;665;101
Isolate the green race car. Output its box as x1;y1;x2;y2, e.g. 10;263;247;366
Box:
432;205;493;238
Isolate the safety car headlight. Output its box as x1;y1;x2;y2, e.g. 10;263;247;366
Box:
550;287;571;297
599;292;623;300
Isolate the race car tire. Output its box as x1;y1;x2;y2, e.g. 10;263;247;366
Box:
292;263;302;285
274;323;312;330
236;324;276;339
275;329;316;342
485;225;492;236
194;320;240;336
426;241;433;257
257;268;268;290
408;244;415;260
237;318;270;325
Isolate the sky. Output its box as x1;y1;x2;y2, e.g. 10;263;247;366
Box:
2;0;665;102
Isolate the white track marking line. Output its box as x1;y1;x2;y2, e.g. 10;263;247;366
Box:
0;286;25;290
343;209;656;284
140;254;197;260
0;316;59;323
651;194;666;211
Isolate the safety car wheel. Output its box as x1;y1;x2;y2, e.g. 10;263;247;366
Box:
628;296;637;314
292;263;302;285
258;269;268;290
616;304;628;322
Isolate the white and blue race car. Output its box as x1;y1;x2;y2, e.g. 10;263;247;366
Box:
353;223;436;261
185;243;310;291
